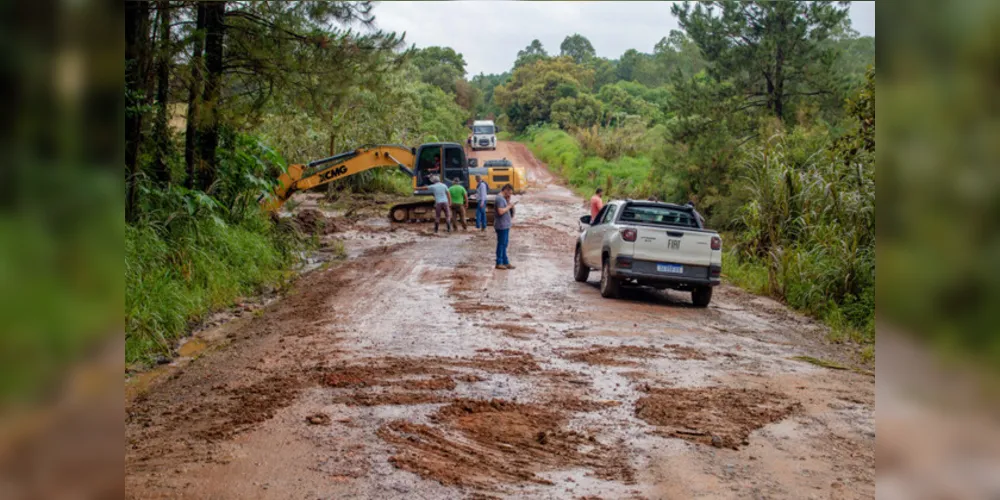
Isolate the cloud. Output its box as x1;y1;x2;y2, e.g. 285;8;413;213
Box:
371;1;876;76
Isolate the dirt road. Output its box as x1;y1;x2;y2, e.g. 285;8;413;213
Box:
126;142;874;499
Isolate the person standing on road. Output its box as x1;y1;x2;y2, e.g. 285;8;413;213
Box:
474;175;489;231
427;175;452;233
449;179;469;231
590;188;604;220
494;183;518;270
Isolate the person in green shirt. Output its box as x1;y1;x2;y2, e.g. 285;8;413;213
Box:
448;179;469;231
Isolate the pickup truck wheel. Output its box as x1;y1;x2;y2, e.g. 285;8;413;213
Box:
600;260;620;298
692;286;713;308
573;247;590;282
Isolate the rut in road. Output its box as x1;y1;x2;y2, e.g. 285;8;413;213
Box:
126;141;874;500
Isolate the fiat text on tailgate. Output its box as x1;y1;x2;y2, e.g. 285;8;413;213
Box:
573;200;721;307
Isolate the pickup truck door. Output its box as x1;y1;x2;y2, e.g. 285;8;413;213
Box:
584;204;617;266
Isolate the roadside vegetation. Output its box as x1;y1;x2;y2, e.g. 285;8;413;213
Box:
125;2;473;364
480;3;876;355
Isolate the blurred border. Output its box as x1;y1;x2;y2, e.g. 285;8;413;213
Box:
0;0;123;497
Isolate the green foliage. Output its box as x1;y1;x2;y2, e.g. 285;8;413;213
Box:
413;82;469;142
674;1;850;119
724;118;874;341
597;83;663;124
126;134;305;363
651;73;752;214
514;39;549;68
525;127;658;200
614;31;707;87
126;216;297;363
551;94;603;129
495;57;596;132
574;118;649;160
408;46;467;94
471;72;510;118
560;33;596;64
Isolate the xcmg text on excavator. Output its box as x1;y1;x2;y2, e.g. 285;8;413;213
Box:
260;142;527;223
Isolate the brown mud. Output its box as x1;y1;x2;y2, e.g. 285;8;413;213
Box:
378;398;634;490
635;386;802;449
126;141;874;499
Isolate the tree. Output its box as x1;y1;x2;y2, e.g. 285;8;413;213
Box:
175;1;404;190
409;46;467;94
551;94;603;129
196;1;226;192
587;57;617;91
652;30;707;81
471;72;510;118
616;49;642;82
151;1;175;186
184;3;206;188
125;0;151;222
673;1;849;119
560;33;596;64
493;57;595;132
597;82;661;124
651;72;754;213
454;79;481;113
514;39;548;68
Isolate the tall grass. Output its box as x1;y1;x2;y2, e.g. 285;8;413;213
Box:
726;127;875;345
125;218;296;363
126;133;306;364
525;126;663;199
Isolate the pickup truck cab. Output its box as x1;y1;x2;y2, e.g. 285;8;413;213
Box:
574;200;722;307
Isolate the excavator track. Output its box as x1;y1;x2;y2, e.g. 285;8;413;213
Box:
388;198;496;224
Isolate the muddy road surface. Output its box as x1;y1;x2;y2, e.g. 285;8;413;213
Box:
126;142;874;499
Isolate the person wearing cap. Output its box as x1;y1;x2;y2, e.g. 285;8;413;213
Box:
427;175;452;233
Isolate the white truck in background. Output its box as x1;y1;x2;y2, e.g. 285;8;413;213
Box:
574;200;722;307
469;120;498;151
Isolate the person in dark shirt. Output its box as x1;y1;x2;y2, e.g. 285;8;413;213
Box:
493;184;518;269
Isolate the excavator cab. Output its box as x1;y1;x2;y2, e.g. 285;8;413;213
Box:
412;143;470;192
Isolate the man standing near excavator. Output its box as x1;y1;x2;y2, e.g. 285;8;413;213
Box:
427;175;452;233
449;179;469;231
474;175;489;231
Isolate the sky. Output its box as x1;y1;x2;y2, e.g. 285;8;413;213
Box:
371;1;876;76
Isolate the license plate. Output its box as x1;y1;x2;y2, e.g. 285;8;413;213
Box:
667;239;681;250
657;263;684;274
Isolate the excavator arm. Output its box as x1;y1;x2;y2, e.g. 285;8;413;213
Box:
260;145;417;212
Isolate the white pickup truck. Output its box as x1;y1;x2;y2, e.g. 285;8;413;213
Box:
574;200;722;307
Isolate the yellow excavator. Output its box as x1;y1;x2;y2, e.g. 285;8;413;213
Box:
260;142;527;223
